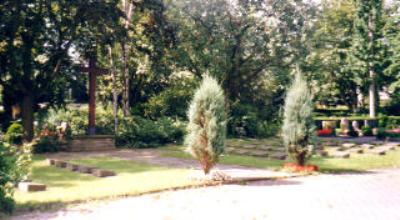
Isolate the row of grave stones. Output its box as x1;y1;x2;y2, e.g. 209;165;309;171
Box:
225;142;287;160
48;159;116;177
224;139;399;160
316;142;399;159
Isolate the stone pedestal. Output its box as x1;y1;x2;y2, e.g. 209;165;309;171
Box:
68;135;115;152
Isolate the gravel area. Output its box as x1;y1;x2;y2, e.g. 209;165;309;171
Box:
11;168;400;220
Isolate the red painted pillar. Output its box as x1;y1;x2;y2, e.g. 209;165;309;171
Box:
88;58;96;135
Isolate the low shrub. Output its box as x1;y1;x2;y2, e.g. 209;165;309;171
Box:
0;141;31;214
33;136;60;153
4;123;24;145
116;117;185;148
143;78;196;119
361;126;373;136
376;128;400;140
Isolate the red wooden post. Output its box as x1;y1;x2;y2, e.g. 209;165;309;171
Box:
81;58;109;135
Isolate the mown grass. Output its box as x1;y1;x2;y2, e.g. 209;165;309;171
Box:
160;142;400;173
14;156;199;212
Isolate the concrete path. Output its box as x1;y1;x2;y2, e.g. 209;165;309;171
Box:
11;168;400;220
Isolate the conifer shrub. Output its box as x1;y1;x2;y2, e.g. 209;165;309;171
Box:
185;75;227;174
282;69;315;166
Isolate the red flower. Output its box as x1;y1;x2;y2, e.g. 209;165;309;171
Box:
317;128;333;136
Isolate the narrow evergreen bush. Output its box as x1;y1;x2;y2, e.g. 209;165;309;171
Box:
185;75;227;174
282;69;315;166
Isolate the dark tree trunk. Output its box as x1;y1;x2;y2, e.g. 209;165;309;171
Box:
21;94;34;142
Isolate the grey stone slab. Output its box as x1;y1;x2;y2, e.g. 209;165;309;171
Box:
18;182;46;192
47;159;55;166
342;143;357;148
349;148;364;154
66;163;79;171
259;146;276;151
242;145;258;150
54;160;67;168
360;144;375;149
92;169;116;177
270;153;287;160
235;149;251;155
249;150;269;157
78;166;96;174
368;149;386;155
331;152;350;158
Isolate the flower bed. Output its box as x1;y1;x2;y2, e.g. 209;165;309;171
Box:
283;163;319;172
317;128;334;137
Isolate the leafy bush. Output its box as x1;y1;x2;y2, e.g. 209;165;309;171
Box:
361;126;373;136
144;78;196;119
116;117;185;148
0;142;31;214
33;136;60;153
4;123;24;145
185;75;227;174
282;70;315;166
228;103;258;137
45;107;115;135
376;128;400;140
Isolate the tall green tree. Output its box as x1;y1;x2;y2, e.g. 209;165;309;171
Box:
309;0;358;109
166;0;317;127
350;0;388;117
0;1;123;140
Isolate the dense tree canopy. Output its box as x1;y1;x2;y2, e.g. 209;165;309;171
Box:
0;0;399;141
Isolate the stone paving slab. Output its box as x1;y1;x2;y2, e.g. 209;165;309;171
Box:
242;145;258;149
248;150;269;157
330;151;350;158
368;149;386;155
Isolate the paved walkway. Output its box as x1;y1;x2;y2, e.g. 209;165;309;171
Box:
12;168;400;220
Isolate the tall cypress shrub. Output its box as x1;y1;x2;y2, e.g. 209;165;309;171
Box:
282;69;315;166
185;75;227;174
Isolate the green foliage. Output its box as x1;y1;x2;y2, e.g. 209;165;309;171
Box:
4;123;24;145
310;0;358;108
33;137;60;154
0;141;31;214
116;117;185;148
282;69;315;166
46;107;115;135
143;77;197;119
361;126;373;136
185;75;227;174
378;115;400;129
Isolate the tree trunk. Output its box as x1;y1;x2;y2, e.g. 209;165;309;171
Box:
108;46;119;135
368;8;376;118
121;0;134;117
369;70;376;118
21;94;34;142
122;43;130;116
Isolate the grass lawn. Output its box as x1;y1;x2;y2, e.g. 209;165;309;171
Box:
14;156;200;212
160;142;400;173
